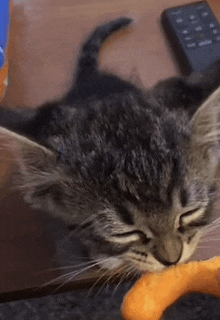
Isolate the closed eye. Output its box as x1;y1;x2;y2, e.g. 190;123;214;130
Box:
180;207;207;228
110;231;150;245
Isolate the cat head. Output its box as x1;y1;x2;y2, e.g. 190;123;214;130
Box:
1;85;219;272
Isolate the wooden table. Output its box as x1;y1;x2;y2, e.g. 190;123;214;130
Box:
0;0;220;298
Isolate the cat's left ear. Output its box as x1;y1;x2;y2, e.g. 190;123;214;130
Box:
188;86;220;180
0;126;60;207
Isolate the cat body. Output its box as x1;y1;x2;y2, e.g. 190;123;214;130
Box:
0;18;220;272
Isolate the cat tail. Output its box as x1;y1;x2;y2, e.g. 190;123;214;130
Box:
76;17;133;79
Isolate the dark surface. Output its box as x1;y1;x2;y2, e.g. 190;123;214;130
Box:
0;281;134;320
162;292;220;320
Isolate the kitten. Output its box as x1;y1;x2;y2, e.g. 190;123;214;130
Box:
0;17;220;273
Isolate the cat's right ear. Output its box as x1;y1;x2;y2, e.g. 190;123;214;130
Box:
0;126;56;174
0;105;56;178
0;125;62;210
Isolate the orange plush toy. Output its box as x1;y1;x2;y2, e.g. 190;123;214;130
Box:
122;257;220;320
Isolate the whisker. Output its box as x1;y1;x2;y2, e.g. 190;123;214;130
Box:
93;262;131;298
122;264;141;290
40;255;124;289
203;225;220;232
94;265;126;297
51;271;80;293
197;245;220;252
42;261;93;273
112;264;135;296
210;216;220;223
203;222;220;234
38;253;122;275
71;213;99;235
86;267;111;297
40;272;75;289
207;219;220;226
200;238;220;242
207;216;220;224
51;262;110;294
40;261;101;288
204;221;220;230
36;258;96;275
198;245;215;248
203;229;220;237
202;232;220;240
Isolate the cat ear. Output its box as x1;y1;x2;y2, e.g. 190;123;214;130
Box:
0;126;55;173
190;86;220;145
0;126;60;207
189;86;220;179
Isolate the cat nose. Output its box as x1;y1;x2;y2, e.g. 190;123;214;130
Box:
156;255;181;266
152;236;183;266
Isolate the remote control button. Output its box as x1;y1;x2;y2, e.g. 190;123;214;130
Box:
180;28;191;35
169;9;182;15
186;42;197;49
209;21;218;28
183;35;194;42
199;10;213;21
170;14;189;29
214;35;220;42
173;17;188;29
188;12;201;25
195;25;203;32
189;14;196;20
175;17;184;23
201;11;209;18
189;19;200;25
212;29;220;35
198;39;212;47
196;3;207;10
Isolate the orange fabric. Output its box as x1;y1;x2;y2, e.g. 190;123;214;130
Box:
0;60;8;102
122;257;220;320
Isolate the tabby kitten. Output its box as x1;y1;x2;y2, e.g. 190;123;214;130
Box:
1;17;220;272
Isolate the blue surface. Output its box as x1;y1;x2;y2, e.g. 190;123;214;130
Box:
0;0;10;70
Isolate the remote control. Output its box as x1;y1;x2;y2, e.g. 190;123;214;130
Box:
161;1;220;75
